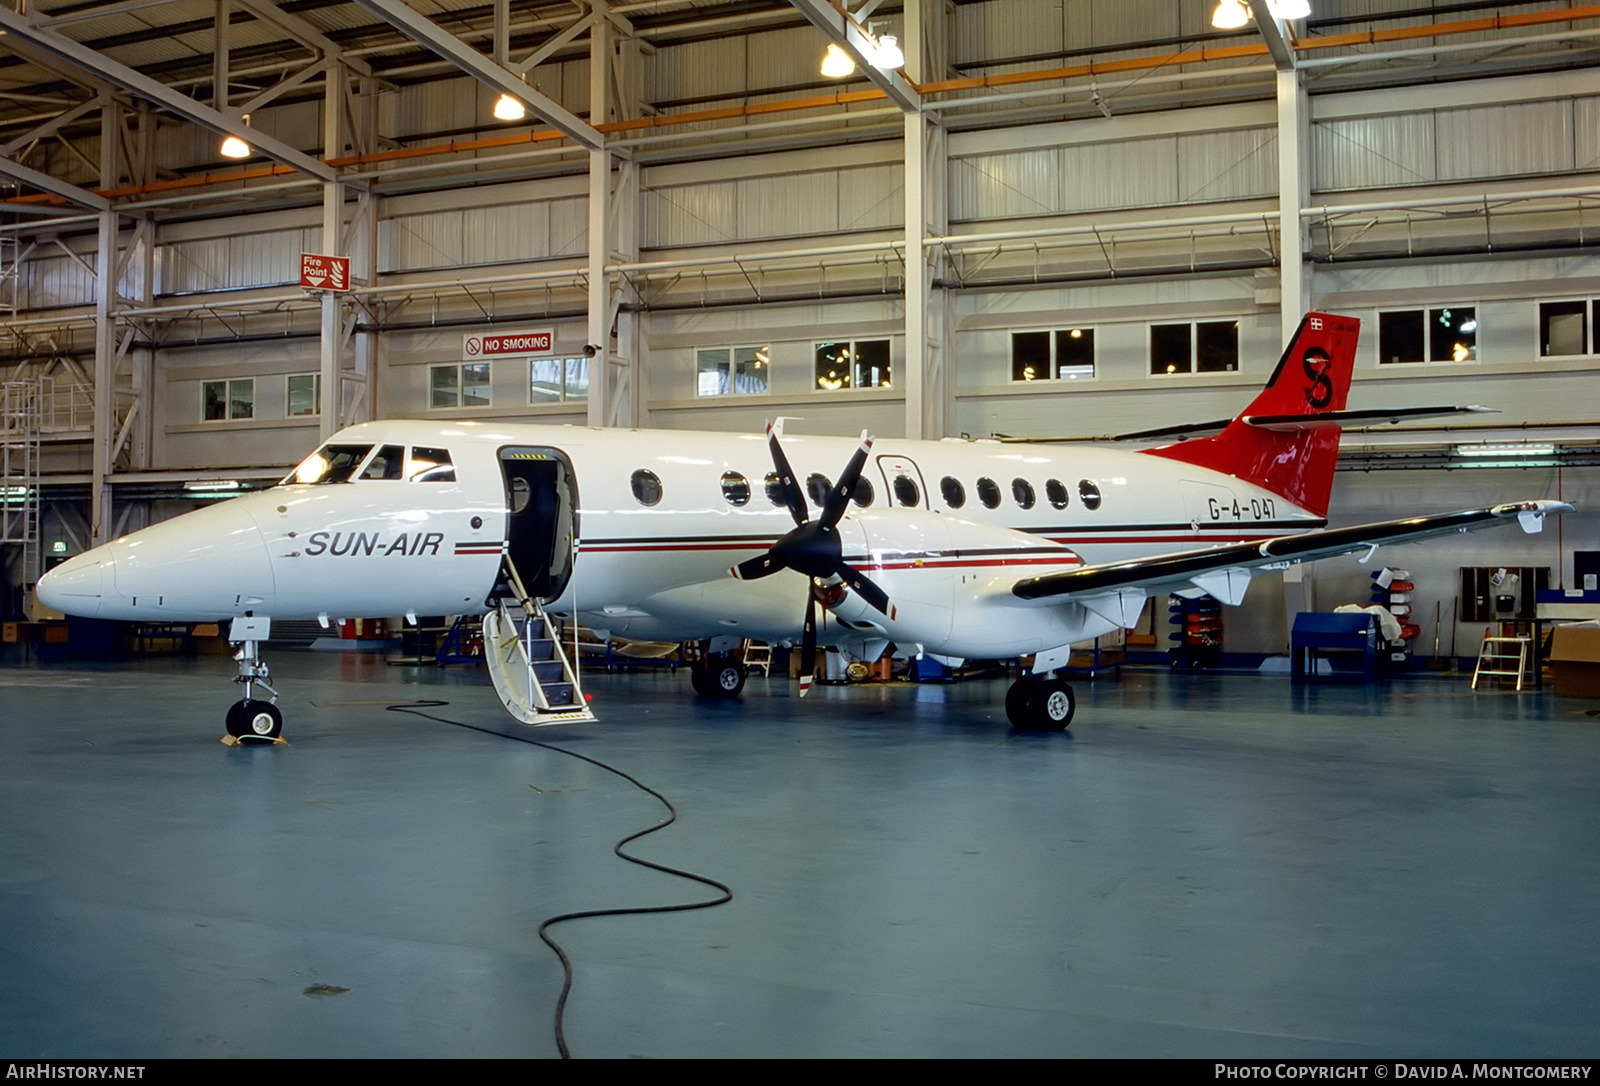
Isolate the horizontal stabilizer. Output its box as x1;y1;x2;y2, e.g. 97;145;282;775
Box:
1242;405;1496;431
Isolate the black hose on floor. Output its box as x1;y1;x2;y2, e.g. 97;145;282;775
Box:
386;701;733;1059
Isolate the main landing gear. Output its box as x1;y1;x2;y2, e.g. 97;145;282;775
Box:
690;654;748;698
1005;676;1076;732
688;636;748;698
223;617;285;745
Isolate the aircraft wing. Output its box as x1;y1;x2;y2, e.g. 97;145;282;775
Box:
1009;500;1571;625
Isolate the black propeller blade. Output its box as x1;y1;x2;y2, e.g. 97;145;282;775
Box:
729;422;897;697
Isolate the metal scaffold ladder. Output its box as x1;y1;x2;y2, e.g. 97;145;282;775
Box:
1;379;43;589
481;558;596;725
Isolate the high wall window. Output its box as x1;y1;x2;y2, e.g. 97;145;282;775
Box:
202;378;253;421
530;357;589;403
287;374;319;417
1378;307;1477;364
1011;328;1095;381
430;362;490;408
1150;321;1238;375
697;346;769;396
815;339;890;390
1539;300;1593;357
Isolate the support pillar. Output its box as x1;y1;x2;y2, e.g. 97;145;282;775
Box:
1277;68;1310;343
319;182;343;438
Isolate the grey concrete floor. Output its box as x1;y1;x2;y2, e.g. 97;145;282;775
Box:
1;649;1598;1058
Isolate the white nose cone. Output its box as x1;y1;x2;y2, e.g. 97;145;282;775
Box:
36;551;106;617
38;497;277;622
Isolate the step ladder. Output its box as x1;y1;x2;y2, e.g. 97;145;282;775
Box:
1471;626;1533;692
482;562;596;725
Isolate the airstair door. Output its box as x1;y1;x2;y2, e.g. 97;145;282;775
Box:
499;447;578;601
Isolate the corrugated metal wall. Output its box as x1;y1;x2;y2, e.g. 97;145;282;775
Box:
948;128;1276;221
379;196;588;273
642;163;903;248
157;228;313;293
1314;96;1600;190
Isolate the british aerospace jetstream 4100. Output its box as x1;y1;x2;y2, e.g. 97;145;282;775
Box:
37;313;1568;740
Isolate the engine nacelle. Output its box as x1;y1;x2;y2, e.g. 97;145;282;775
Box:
820;509;1120;661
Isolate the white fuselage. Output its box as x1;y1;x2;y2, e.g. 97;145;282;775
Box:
38;420;1322;661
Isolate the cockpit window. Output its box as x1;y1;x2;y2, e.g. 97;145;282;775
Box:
287;444;371;485
361;445;406;480
410;447;455;482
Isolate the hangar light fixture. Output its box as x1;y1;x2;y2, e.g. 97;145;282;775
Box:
872;34;904;70
493;94;527;122
219;114;252;160
1212;0;1250;29
821;43;855;78
1455;444;1557;458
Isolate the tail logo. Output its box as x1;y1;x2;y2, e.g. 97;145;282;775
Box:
1302;346;1334;410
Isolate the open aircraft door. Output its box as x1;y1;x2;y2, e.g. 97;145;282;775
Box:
499;447;579;601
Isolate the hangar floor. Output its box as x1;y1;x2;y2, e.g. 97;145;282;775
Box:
1;650;1597;1059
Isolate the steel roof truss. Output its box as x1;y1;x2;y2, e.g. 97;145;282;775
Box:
0;5;338;183
787;0;921;113
348;0;603;150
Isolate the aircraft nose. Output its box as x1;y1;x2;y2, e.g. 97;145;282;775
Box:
36;550;106;617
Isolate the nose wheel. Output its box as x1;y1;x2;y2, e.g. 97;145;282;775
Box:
222;616;286;745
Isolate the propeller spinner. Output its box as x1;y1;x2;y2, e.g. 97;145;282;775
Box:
731;422;896;694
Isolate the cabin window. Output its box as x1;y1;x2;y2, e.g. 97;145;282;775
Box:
976;477;1001;509
631;469;663;507
1539;301;1590;356
410;447;455;482
721;471;752;507
764;472;785;507
940;476;966;509
1011;328;1095;381
892;475;920;508
360;445;405;480
696;346;770;396
1079;480;1102;511
202;378;253;421
530;357;589;402
1012;479;1035;510
806;474;832;509
1378;307;1476;364
1150;321;1239;375
431;363;490;408
815;339;891;390
852;477;874;507
1046;478;1070;510
286;374;319;417
288;444;370;485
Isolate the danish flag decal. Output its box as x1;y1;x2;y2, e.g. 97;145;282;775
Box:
1309;317;1323;330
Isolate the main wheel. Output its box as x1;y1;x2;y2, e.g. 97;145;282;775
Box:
688;661;711;695
1033;680;1075;731
227;699;283;740
1004;681;1035;726
1008;679;1074;731
710;656;747;697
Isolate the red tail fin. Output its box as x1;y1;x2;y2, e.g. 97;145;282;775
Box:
1143;312;1360;518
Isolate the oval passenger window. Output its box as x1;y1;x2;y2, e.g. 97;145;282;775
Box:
631;468;663;507
721;471;751;507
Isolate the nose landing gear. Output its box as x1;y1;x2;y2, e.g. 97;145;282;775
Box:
222;616;285;745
